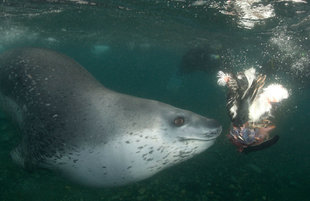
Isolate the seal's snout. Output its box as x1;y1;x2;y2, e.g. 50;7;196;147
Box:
201;118;222;140
206;119;221;130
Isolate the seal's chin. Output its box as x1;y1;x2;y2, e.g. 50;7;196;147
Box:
179;127;222;141
178;136;217;141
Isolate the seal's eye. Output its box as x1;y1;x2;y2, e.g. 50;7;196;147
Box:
174;117;185;127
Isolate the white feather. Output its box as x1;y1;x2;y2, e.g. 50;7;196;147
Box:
249;84;289;122
262;84;289;102
242;67;257;99
243;67;256;87
230;104;238;118
217;71;231;86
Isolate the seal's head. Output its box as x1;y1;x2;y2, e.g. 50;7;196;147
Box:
52;96;222;187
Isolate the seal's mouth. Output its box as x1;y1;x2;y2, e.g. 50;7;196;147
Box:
179;127;222;141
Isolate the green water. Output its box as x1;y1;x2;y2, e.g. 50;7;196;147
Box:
0;0;310;201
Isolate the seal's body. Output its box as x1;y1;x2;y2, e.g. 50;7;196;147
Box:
0;48;221;187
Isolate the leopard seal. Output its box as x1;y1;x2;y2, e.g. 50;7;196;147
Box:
0;48;222;187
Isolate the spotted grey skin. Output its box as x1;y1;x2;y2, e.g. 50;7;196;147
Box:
0;48;222;187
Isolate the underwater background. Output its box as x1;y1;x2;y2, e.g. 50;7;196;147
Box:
0;0;309;200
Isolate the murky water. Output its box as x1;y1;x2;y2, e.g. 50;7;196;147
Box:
0;1;309;201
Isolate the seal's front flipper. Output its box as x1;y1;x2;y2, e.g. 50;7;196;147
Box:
243;135;280;154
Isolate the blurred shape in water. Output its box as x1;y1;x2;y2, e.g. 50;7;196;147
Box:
179;45;221;74
92;44;110;55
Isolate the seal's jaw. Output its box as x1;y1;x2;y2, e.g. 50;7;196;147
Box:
178;126;222;142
